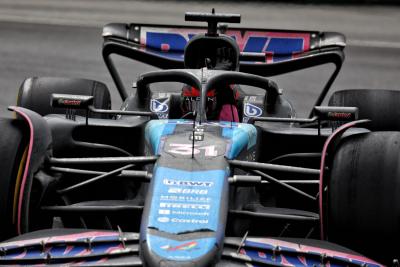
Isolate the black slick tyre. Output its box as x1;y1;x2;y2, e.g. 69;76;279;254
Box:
17;77;111;118
329;89;400;130
0;118;28;240
327;131;400;263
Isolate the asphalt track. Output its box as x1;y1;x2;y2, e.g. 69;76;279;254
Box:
0;0;399;116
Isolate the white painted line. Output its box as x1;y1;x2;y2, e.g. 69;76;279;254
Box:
0;14;103;27
348;40;400;49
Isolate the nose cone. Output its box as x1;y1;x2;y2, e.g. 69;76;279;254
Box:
139;166;229;267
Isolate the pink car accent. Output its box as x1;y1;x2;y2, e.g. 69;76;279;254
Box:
318;120;369;239
246;237;382;266
9;106;34;235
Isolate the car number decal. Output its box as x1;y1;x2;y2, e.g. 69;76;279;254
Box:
167;143;218;157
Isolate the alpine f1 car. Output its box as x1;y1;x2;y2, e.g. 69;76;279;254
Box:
0;10;399;266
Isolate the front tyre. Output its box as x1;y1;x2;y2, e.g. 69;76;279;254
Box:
0;117;28;240
327;131;400;263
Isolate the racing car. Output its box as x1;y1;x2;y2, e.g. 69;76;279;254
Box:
0;10;399;266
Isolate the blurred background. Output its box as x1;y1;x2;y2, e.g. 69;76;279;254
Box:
0;0;399;116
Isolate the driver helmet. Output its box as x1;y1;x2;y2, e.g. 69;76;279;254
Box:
181;86;217;119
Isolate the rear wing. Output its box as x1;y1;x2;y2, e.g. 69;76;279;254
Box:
102;24;346;103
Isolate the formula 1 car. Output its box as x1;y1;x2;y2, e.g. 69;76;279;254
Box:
0;10;399;266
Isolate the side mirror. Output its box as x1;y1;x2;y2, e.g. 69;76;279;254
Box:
313;106;358;122
51;94;94;109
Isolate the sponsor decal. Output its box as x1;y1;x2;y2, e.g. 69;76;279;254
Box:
0;232;131;262
158;209;171;215
159;202;210;210
59;99;82;106
161;241;198;251
52;94;93;109
168;187;208;195
163;178;213;187
239;239;383;267
171;218;208;224
157;217;170;223
145;167;229;261
328;112;352;120
157;216;209;225
172;213;210;216
147;167;227;235
150;99;169;113
160;195;211;202
171;211;209;216
244;103;263;117
141;27;310;63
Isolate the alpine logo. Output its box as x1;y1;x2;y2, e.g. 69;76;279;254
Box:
150;99;169;113
244;103;263;117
